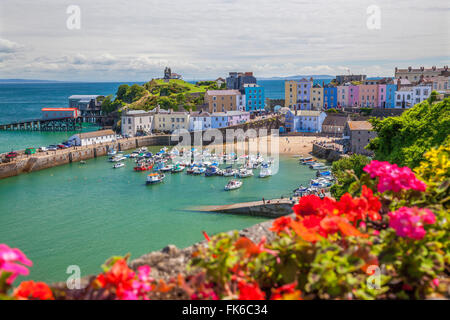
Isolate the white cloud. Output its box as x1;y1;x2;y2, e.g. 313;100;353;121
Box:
0;0;448;80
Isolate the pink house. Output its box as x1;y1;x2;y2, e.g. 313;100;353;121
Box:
359;83;378;108
227;111;250;126
378;84;386;108
348;85;359;107
337;85;349;108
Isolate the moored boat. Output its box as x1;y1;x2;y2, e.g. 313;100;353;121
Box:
146;173;165;184
237;168;253;178
113;163;125;169
224;180;243;191
259;165;272;178
134;163;153;171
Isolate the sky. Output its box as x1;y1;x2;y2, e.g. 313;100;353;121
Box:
0;0;449;81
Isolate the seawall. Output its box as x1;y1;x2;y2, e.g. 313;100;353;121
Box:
0;135;172;180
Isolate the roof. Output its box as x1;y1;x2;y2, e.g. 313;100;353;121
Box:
215;77;225;81
69;95;101;100
190;111;211;117
211;112;229;117
42;108;78;112
322;116;347;127
347;121;373;131
75;130;115;140
226;111;250;116
206;90;241;96
297;110;323;117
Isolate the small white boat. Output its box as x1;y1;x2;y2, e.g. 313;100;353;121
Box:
237;168;253;178
146;173;165;184
259;166;272;178
160;165;174;172
113;163;125;169
108;149;117;156
223;168;236;177
110;156;126;162
225;180;243;191
310;163;327;170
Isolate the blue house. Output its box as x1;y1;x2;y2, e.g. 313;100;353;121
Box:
244;84;265;113
210;112;229;129
297;78;313;110
385;84;397;108
323;85;337;109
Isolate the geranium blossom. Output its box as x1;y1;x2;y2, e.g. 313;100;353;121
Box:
388;207;436;240
270;216;292;234
0;244;33;284
95;259;136;300
13;280;54;300
363;160;427;193
238;281;265;300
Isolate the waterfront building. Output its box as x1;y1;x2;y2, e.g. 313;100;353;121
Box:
68;95;104;123
395;87;414;109
343;121;377;156
359;81;378;108
121;110;154;137
395;66;449;82
337;84;349;108
311;84;323;110
205;90;243;113
189;111;212;132
284;80;298;109
244;84;265;113
336;74;367;85
377;84;386;108
321;115;347;136
348;85;360;107
411;83;432;105
153;111;190;133
297;78;313;110
427;76;450;94
385;83;398;108
68;129;116;147
227;111;250;126
226;72;257;93
284;110;327;133
210;112;229;129
323;84;337;109
41;108;79;120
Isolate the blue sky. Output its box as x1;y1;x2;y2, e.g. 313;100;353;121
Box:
0;0;449;81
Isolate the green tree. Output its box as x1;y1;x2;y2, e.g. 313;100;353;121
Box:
367;98;450;168
101;95;123;114
116;84;130;102
330;154;371;199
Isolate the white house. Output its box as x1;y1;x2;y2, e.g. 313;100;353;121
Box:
395;87;413;108
121;110;154;137
68;130;116;147
411;83;432;105
285;110;327;133
189;111;212;132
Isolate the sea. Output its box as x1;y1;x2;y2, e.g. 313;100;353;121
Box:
0;80;320;283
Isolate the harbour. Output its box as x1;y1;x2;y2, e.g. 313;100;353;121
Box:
0;148;317;283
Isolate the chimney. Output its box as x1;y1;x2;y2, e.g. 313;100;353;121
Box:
421;66;424;71
397;78;401;88
432;66;436;71
395;67;398;73
408;66;412;72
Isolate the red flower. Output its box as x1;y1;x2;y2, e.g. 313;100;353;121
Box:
271;282;302;300
292;195;323;217
270;216;292;234
13;280;54;300
95;259;135;300
238;281;265;300
361;186;382;221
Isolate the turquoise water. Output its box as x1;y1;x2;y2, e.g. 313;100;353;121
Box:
0;148;316;283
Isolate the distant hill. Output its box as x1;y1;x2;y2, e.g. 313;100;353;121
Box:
258;75;335;81
0;79;63;83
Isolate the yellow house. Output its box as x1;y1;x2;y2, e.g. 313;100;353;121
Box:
311;84;324;110
284;80;297;109
153;111;190;132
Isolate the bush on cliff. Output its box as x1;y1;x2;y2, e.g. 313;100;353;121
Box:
367;97;450;168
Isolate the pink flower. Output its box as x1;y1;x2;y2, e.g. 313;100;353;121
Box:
0;244;33;284
388;207;436;240
432;278;440;288
363;161;427;194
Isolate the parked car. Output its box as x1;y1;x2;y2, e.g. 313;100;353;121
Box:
25;148;36;155
57;144;67;149
47;145;58;151
38;147;48;152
